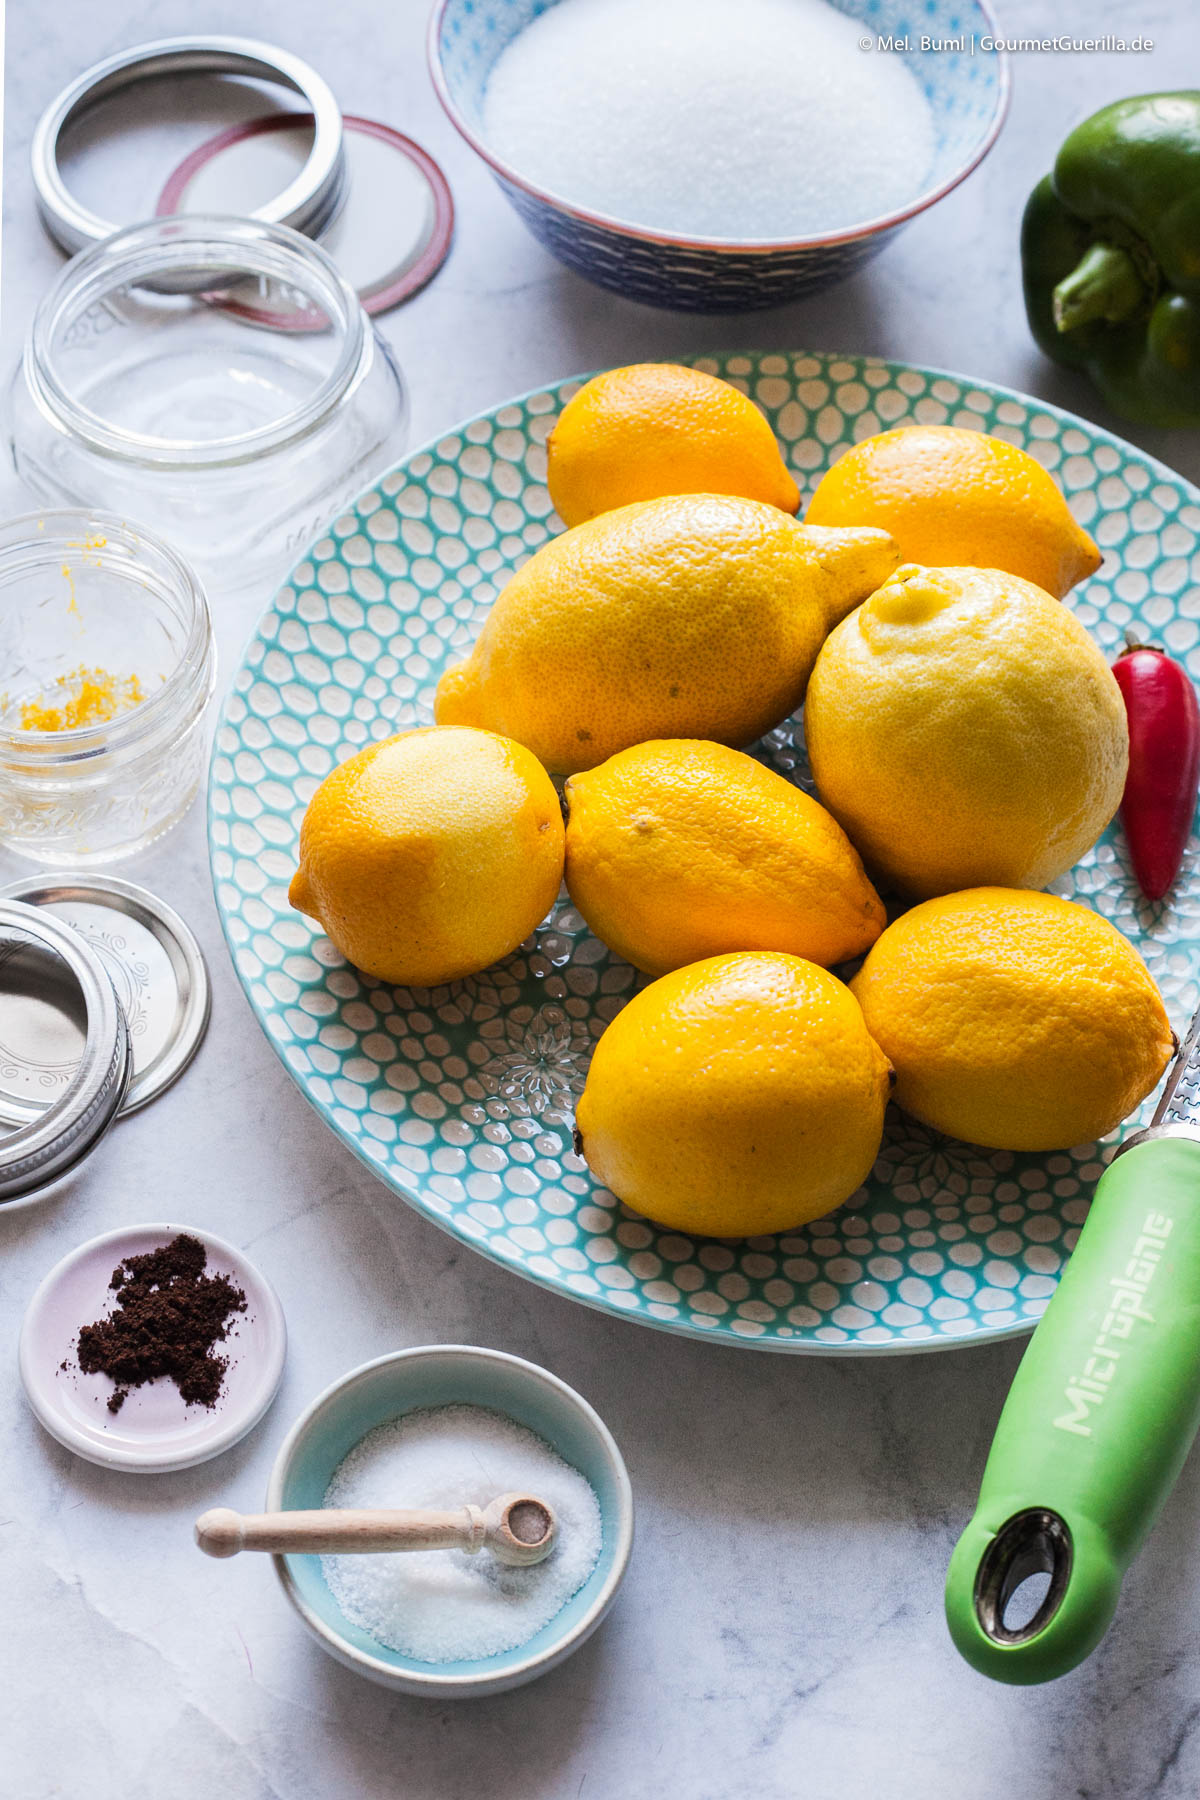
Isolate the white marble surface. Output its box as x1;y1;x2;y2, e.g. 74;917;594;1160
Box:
4;2;1200;1795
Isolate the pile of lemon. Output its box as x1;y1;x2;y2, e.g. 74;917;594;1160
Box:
290;364;1174;1240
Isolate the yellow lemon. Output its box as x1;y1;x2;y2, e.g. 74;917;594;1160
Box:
288;726;564;986
575;951;892;1236
564;738;884;975
546;362;800;526
805;424;1101;598
435;494;897;774
804;564;1128;898
850;889;1174;1151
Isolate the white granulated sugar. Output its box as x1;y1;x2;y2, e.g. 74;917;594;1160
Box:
483;0;936;239
322;1405;603;1663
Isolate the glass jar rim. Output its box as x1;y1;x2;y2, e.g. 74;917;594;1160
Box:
25;214;368;470
0;509;214;758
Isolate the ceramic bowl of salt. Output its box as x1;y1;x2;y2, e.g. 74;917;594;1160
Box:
266;1345;634;1695
430;0;1009;312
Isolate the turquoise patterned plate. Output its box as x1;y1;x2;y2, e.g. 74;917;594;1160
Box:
209;351;1200;1355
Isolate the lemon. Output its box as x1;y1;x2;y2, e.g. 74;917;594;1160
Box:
805;424;1102;598
435;494;897;774
575;951;892;1236
850;889;1174;1151
804;563;1128;898
288;726;564;986
546;363;800;527
564;738;884;975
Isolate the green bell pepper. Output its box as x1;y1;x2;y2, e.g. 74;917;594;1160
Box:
1021;93;1200;428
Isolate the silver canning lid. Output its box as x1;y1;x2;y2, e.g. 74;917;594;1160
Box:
31;36;346;255
0;899;131;1205
0;876;210;1117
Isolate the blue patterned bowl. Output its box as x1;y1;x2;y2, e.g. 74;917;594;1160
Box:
210;350;1200;1357
266;1346;634;1695
428;0;1009;312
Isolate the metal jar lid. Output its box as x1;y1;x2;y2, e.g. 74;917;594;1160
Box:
0;875;211;1116
158;113;455;316
32;36;346;255
0;899;131;1206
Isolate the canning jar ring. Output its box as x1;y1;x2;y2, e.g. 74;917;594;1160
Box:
32;35;346;255
0;901;132;1205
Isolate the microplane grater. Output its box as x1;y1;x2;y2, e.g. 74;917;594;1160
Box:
1149;1004;1200;1131
947;998;1200;1683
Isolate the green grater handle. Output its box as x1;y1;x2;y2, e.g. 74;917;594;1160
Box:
945;1135;1200;1683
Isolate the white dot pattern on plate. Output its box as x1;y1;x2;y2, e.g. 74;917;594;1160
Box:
209;351;1200;1356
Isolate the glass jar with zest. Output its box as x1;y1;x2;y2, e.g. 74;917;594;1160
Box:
8;214;409;597
0;511;215;864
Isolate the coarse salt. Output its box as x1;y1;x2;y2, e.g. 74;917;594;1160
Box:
322;1404;603;1663
482;0;936;240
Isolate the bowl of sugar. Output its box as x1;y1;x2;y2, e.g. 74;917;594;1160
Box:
430;0;1008;311
266;1345;634;1695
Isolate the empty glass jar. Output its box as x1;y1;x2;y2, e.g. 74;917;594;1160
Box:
0;511;215;864
8;215;409;596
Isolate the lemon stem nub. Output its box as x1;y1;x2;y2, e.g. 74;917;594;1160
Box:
289;867;315;916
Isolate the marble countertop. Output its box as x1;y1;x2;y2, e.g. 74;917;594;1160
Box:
4;2;1200;1795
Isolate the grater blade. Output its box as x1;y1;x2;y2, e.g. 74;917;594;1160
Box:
1152;1003;1200;1128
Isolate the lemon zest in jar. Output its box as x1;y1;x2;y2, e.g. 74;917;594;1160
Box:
20;666;145;732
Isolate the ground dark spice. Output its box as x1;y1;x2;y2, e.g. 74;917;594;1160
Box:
76;1233;247;1414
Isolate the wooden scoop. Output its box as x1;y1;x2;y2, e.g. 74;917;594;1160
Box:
194;1491;557;1567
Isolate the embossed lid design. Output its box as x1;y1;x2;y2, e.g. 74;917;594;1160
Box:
0;875;210;1118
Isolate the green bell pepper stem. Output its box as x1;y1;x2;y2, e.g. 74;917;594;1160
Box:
1053;241;1144;334
946;1135;1200;1684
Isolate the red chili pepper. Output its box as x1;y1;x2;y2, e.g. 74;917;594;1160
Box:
1112;638;1200;902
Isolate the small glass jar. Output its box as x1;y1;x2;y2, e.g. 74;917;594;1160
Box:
0;511;215;864
8;215;409;596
